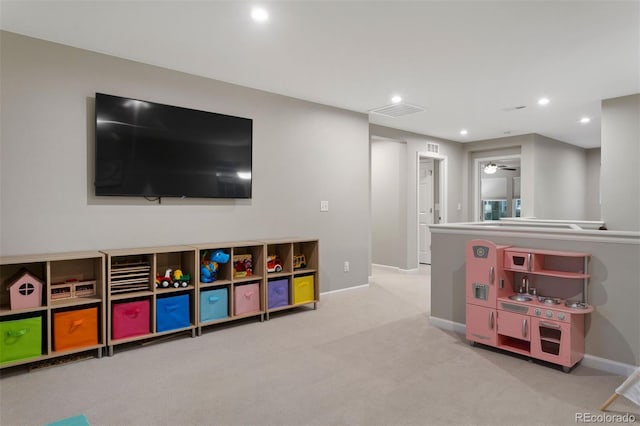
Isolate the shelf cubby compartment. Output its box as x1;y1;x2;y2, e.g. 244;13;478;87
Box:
231;245;264;282
504;248;590;278
497;335;531;356
108;255;152;297
197;246;233;285
156;293;192;333
200;286;230;324
0;260;47;315
155;250;197;292
292;240;319;275
233;281;261;318
0;251;106;369
266;243;293;276
0;312;46;367
51;305;100;353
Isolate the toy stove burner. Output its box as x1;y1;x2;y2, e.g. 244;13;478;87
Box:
537;296;562;305
565;300;589;309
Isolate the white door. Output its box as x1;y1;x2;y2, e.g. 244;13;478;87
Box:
419;159;434;264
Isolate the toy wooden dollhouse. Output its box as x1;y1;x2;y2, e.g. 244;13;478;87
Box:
7;270;43;310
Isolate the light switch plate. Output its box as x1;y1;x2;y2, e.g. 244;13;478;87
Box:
320;200;329;212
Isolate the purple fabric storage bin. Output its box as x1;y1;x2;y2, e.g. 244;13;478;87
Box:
268;279;289;309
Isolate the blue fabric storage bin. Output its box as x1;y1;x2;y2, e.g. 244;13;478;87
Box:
200;288;228;322
156;294;190;332
268;279;289;309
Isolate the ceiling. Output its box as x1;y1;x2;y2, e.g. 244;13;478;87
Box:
1;1;638;148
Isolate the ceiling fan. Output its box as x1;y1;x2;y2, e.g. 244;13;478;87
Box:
483;162;519;174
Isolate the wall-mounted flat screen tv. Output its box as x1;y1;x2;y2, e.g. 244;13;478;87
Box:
95;93;252;199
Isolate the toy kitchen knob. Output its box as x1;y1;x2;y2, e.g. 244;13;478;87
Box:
534;308;541;316
546;310;553;318
558;313;566;321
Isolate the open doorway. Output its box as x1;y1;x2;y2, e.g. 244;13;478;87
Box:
475;156;521;221
418;154;445;264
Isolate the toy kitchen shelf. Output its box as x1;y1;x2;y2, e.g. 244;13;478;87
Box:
466;240;593;373
102;245;198;356
0;251;106;369
503;247;590;301
191;241;265;335
262;238;319;320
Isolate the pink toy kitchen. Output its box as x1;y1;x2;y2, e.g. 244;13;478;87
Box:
465;239;594;373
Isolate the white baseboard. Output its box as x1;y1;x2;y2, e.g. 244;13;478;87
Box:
582;354;638;377
320;283;369;296
428;316;466;334
428;316;638;376
372;263;419;273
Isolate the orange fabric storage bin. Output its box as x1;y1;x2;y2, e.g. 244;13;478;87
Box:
53;307;98;351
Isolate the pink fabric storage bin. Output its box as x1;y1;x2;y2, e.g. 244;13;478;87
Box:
234;283;260;316
112;299;150;340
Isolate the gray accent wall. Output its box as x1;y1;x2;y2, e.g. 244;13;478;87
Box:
601;94;640;231
371;139;407;267
0;31;371;292
531;134;587;220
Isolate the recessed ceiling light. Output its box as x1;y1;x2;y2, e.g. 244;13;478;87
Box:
538;97;550;106
580;117;591;124
391;95;402;104
251;7;268;22
460;129;468;136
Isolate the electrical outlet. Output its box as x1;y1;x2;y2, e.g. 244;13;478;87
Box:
320;200;329;212
343;261;350;272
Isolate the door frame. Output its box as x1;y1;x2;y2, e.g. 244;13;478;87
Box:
416;151;447;265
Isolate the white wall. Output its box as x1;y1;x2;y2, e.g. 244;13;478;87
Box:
585;148;601;221
0;31;371;292
601;94;640;231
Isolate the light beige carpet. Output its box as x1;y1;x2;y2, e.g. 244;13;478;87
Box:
0;265;636;425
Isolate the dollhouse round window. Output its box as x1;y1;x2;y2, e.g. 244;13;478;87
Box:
18;282;35;296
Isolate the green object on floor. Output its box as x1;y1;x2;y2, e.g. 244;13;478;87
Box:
46;414;90;426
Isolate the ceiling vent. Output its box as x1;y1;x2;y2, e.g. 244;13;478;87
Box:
370;103;425;118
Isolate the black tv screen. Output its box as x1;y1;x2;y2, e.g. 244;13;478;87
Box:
95;93;252;199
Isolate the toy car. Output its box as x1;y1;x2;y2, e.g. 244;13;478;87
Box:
155;268;190;288
155;268;174;288
293;254;307;269
172;269;190;288
267;255;284;273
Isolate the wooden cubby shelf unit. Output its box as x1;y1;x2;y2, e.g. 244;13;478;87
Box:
102;246;198;356
0;251;106;369
263;238;319;320
192;241;266;335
